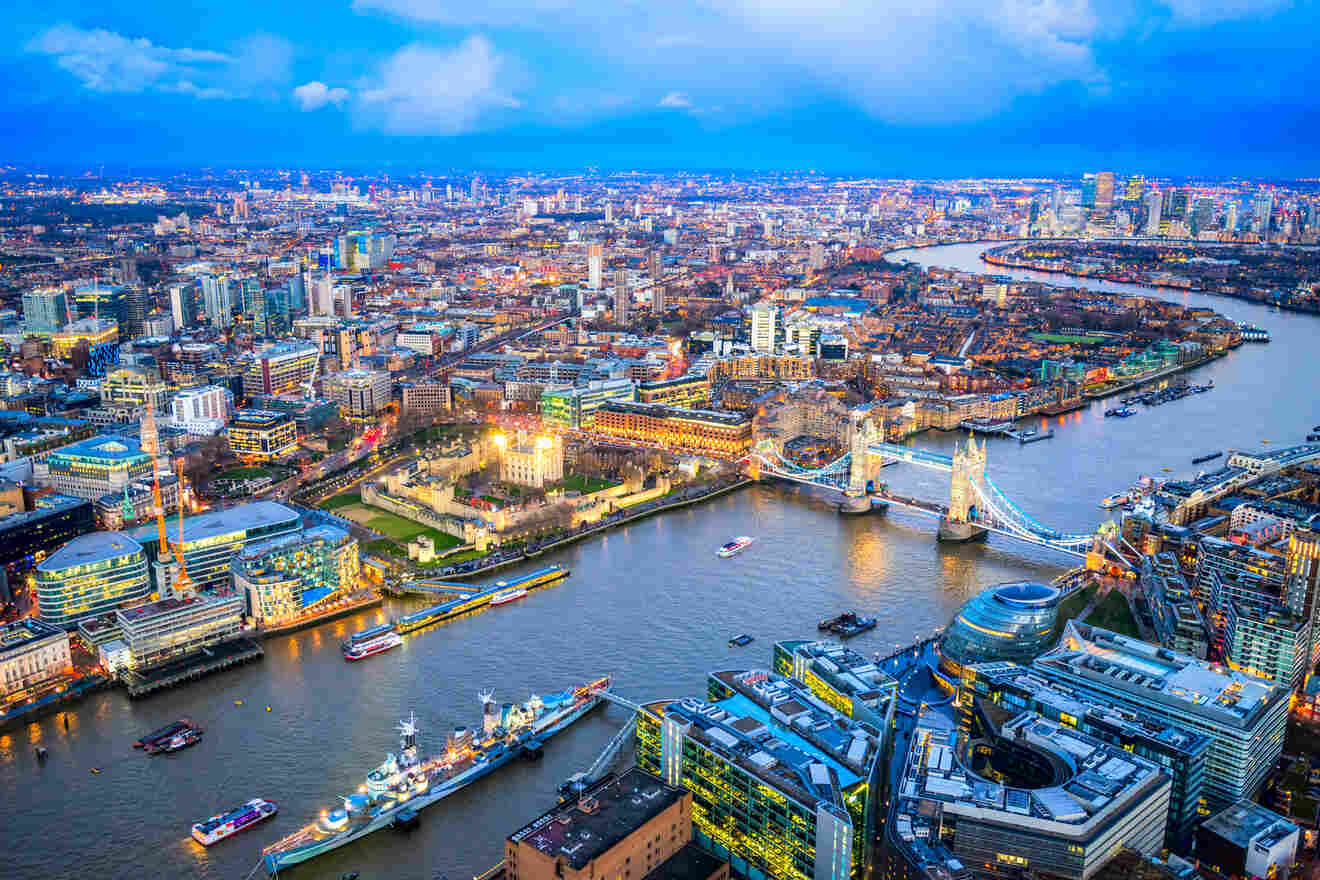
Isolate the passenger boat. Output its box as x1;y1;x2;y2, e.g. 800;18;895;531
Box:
343;624;403;661
1099;493;1129;509
134;719;196;750
717;536;755;558
488;587;527;606
150;728;203;755
192;799;278;846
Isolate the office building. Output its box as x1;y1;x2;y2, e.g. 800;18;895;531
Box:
1222;600;1309;688
1094;171;1116;219
587;244;603;290
128;500;303;594
99;367;169;412
73;285;126;329
0;494;94;595
592;402;753;458
892;712;1169;880
168;282;197;329
335;231;395;271
170;385;232;435
0;618;73;700
400;381;452;417
44;435;154;500
231;525;358;625
113;593;245;669
1034;622;1288;809
957;662;1209;851
504;768;726;880
324;369;392;421
495;432;564;489
539;378;635;430
21;287;68;336
200;274;234;328
637;668;887;880
637;375;711;409
750;301;777;353
651;284;667;315
937;582;1061;676
34;532;151;628
52;318;119;359
1195;801;1297;880
1145;191;1163;235
228;410;298;462
771;639;898;729
242;342;319;396
613;268;630;324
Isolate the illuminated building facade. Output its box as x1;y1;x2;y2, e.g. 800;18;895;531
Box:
44;435;154;499
0;619;73;701
539;378;635;430
231;526;359;625
128;500;303;593
21;287;68;336
34;532;151;628
113;593;244;669
936;582;1061;677
771;639;898;729
400;381;452;417
637;668;885;880
324;368;392;421
593;402;752;458
52;318;119;359
1034;622;1288;810
228;409;298;462
99;367;169;411
496;432;564;489
637;374;712;408
242;342;319;396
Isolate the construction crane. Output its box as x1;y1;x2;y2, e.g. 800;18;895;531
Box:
301;350;321;400
142;401;195;596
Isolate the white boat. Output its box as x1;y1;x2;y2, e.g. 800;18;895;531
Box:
717;536;755;558
191;798;278;846
1099;493;1129;509
343;625;403;661
488;587;527;606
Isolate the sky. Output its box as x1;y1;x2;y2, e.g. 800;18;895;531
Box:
3;0;1318;176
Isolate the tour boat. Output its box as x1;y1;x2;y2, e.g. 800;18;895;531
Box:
1099;493;1129;509
717;536;755;558
150;728;203;755
488;587;528;606
192;799;278;846
343;625;403;661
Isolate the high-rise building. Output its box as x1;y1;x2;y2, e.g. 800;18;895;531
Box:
123;286;148;337
1094;171;1116;219
1253;193;1274;234
228;410;298;461
1080;173;1097;209
613;268;630;324
231;525;359;626
1034;621;1288;810
74;285;126;330
201;274;234;328
587;244;603;290
34;533;151;628
651;284;667;315
308;274;337;316
1145;191;1163;235
808;242;826;271
1164;188;1189;221
648;248;661;281
168;282;197;329
242;343;319;396
21;287;68;336
1124;174;1146;202
749;301;777;353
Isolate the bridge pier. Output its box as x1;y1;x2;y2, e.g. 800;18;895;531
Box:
837;494;874;515
937;517;988;542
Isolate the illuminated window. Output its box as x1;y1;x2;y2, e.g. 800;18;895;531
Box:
996;853;1029;867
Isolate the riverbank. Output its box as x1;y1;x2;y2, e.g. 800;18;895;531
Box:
0;674;110;732
1082;351;1226;400
255;593;384;640
434;478;753;581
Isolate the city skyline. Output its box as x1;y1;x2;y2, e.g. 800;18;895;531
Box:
5;1;1320;174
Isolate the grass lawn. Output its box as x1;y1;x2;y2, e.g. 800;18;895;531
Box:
557;474;619;494
215;466;277;481
1050;583;1097;642
1029;332;1107;345
1086;590;1141;639
358;506;463;549
318;491;363;511
417;548;487;567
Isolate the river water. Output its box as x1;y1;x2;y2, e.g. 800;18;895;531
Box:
4;242;1317;880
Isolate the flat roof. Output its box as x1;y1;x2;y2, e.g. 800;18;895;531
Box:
0;618;66;651
128;500;300;546
509;768;685;870
1201;800;1297;849
47;435;149;461
38;531;144;571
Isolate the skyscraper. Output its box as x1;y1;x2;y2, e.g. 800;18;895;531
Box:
1094;171;1116;219
648;248;661;281
750;301;777;353
201;275;233;329
168;282;197;329
587;244;603;290
1145;190;1163;235
651;284;666;315
612;268;630;324
1125;174;1146;202
21;287;68;336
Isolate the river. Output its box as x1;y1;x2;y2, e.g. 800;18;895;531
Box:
4;241;1318;880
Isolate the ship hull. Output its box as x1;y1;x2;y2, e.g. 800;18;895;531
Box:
263;693;604;873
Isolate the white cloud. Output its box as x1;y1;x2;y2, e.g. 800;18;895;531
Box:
658;91;692;109
294;81;350;110
27;25;293;100
353;36;519;134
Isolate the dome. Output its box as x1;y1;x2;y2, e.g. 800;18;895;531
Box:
938;581;1061;674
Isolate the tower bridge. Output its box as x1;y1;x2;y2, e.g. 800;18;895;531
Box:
749;417;1122;565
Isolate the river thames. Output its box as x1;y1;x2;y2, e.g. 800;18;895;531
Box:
4;241;1318;880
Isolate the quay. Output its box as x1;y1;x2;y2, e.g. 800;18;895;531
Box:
123;638;264;699
0;674;109;732
257;593;384;639
394;567;569;635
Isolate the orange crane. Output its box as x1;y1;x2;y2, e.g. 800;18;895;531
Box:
143;401;195;595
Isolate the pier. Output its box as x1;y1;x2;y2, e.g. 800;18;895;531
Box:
124;638;264;698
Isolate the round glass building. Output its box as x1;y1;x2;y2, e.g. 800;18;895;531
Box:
938;581;1061;675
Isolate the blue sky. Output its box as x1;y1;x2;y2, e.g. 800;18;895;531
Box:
4;0;1317;175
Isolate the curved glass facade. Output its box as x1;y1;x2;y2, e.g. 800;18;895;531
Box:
938;581;1061;674
35;533;150;627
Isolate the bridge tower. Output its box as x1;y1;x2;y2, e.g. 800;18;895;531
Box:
939;434;989;542
840;413;881;514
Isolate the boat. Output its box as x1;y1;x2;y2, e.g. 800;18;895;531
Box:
134;718;197;749
150;728;202;755
192;799;278;846
1019;429;1054;444
818;611;876;638
488;587;527;606
1192;451;1223;464
261;677;611;874
395;567;569;635
728;634;754;647
343;624;403;661
717;536;755;558
1099;493;1129;509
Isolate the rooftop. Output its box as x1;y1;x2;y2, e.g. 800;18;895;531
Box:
128;500;300;547
509;768;685;870
0;618;66;652
38;531;145;572
642;841;726;880
46;435;150;462
600;400;750;426
1201;800;1298;850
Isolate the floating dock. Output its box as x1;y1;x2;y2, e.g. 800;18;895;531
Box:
124;639;264;698
395;566;570;636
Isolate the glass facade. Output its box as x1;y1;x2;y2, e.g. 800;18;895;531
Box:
34;533;150;627
938;581;1060;674
231;526;359;624
0;495;93;588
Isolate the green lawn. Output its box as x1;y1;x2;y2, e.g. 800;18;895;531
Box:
1086;590;1142;639
1029;332;1107;345
557;474;619;494
215;466;277;481
1050;583;1097;643
361;507;463;550
318;491;363;511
